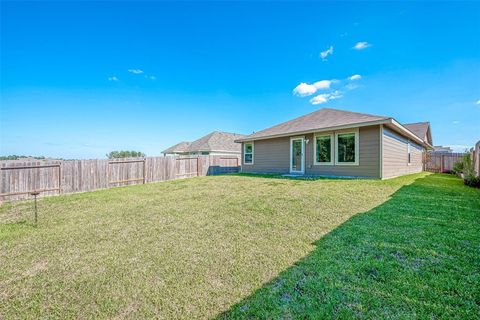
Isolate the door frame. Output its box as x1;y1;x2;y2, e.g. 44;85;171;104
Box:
289;136;305;174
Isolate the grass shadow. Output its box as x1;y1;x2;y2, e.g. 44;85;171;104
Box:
217;174;480;319
231;173;352;181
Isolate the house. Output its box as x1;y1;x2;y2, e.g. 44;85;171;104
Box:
162;131;246;156
432;146;453;154
235;108;433;179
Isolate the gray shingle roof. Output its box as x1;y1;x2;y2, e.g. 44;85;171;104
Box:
403;122;431;144
163;131;246;154
236;108;390;142
162;141;191;154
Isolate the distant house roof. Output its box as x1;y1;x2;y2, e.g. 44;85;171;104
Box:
403;122;433;145
162;141;191;154
432;146;453;153
162;131;246;154
236;108;432;149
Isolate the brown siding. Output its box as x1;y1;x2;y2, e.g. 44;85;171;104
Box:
305;125;380;178
241;137;290;174
241;125;381;178
382;127;423;179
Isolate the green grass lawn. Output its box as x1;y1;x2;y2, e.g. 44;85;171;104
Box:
0;173;479;319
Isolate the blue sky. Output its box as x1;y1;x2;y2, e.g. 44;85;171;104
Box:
1;1;479;158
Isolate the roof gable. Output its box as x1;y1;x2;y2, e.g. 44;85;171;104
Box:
403;122;432;145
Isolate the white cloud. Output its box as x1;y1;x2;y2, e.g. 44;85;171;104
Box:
309;91;342;105
293;80;332;97
452;120;460;124
320;46;334;61
108;76;119;81
309;94;329;105
476;99;480;105
353;41;371;50
348;74;361;81
128;69;144;74
313;80;332;89
145;75;156;80
293;83;317;96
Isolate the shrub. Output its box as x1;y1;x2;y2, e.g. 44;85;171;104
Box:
464;175;480;188
452;160;464;175
457;152;480;188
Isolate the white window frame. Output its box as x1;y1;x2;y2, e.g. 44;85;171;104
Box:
313;132;334;165
335;128;359;166
243;142;254;165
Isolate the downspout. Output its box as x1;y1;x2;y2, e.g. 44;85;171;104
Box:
379;124;384;179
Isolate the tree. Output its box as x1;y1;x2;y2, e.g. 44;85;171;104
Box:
106;151;146;159
0;155;46;160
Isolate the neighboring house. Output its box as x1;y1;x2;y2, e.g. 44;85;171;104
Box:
235;108;433;179
162;131;246;156
432;146;453;154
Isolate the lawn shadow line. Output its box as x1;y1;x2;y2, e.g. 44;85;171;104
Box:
231;173;366;181
216;174;480;319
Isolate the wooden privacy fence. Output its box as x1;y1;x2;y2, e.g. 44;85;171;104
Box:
0;155;241;202
423;152;465;173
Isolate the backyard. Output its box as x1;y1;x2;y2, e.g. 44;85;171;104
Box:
0;173;479;319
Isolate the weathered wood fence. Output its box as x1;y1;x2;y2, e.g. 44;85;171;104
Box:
0;155;240;202
423;152;465;173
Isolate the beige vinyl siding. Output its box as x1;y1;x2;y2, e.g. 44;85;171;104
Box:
241;137;290;174
305;125;380;178
382;128;423;179
241;125;381;177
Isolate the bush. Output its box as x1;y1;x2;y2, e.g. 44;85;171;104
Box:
452;160;464;175
464;175;480;188
456;152;480;188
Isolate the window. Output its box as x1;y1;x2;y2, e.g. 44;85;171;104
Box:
336;131;358;165
314;134;333;165
407;142;411;164
201;151;209;156
244;142;253;164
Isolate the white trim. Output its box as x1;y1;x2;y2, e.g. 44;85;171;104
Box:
289;136;305;174
313;132;334;165
243;142;254;165
335;128;359;166
379;124;384;179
